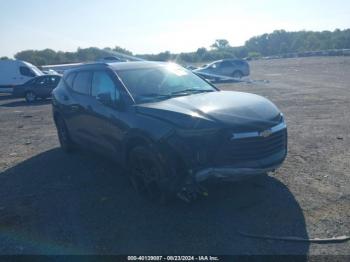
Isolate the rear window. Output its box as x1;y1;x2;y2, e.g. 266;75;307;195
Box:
72;72;91;95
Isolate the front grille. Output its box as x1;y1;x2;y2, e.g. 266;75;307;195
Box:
214;128;287;165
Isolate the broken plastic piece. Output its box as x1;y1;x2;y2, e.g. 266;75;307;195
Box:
176;184;208;203
238;231;350;243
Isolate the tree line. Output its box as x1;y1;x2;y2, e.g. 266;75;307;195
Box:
2;29;349;66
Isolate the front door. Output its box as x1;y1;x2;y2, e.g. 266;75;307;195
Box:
84;70;125;159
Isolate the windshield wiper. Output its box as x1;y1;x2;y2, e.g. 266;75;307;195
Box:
170;88;215;96
138;93;172;101
138;89;214;102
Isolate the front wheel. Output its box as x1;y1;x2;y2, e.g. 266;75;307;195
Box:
55;116;75;153
128;146;173;204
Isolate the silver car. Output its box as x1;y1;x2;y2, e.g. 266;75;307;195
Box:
194;59;250;81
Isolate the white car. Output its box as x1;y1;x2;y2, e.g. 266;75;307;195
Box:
0;60;43;93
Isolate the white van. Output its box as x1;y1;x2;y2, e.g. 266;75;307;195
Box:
0;60;43;93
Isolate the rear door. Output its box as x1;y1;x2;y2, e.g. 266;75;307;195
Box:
218;60;234;76
65;71;93;144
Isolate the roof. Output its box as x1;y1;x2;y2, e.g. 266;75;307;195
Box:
63;61;173;75
107;61;168;71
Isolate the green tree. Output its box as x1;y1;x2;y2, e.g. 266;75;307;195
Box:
196;47;207;56
211;39;230;49
112;46;133;56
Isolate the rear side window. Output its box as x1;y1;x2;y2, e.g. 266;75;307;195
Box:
65;73;76;88
72;71;91;95
20;66;36;77
221;61;232;67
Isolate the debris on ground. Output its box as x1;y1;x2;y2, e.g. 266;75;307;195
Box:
238;231;350;244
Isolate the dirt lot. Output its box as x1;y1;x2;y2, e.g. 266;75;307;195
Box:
0;57;349;256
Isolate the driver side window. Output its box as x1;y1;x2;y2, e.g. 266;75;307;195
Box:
91;71;119;102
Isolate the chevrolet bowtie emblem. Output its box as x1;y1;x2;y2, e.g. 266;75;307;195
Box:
260;129;273;138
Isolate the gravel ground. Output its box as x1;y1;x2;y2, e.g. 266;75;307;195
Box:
0;57;349;257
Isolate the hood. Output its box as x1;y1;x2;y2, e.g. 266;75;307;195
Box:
135;91;282;132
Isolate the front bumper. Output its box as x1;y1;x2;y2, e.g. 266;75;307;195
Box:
190;122;288;183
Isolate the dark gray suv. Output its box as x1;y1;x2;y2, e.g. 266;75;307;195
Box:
52;61;286;203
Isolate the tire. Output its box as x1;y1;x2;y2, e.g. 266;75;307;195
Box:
232;71;243;80
128;146;173;204
55;116;75;153
25;91;37;103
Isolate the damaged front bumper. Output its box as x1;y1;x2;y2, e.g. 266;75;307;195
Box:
194;164;281;183
177;165;281;202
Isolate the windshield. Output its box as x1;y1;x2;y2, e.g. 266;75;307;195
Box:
30;66;44;76
116;64;216;103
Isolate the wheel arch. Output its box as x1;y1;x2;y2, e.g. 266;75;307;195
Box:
123;131;187;172
124;133;155;163
53;110;61;125
124;132;188;193
232;69;243;76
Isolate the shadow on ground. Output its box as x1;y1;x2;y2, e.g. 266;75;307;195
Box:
0;99;51;107
0;148;309;256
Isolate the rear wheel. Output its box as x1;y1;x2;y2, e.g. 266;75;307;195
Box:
128;146;173;204
25;91;37;103
55;116;75;153
232;71;243;80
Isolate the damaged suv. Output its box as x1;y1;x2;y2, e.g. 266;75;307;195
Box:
52;62;287;202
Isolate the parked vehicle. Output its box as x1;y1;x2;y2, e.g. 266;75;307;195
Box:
52;62;287;202
13;75;61;102
98;56;125;62
42;69;60;75
0;60;43;93
193;59;250;81
41;62;85;75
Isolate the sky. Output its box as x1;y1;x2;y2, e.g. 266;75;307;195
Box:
0;0;349;57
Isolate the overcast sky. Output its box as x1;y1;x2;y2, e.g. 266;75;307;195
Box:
0;0;349;57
